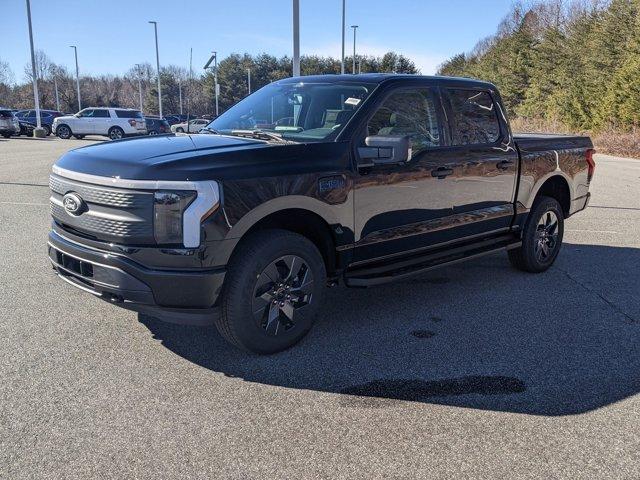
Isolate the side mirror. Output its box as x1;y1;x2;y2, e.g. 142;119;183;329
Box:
358;135;412;167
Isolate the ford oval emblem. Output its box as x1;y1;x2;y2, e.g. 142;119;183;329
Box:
62;192;85;216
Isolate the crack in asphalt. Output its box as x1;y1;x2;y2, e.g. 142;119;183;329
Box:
0;181;49;188
557;267;637;324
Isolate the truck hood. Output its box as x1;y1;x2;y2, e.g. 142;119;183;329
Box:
53;133;350;181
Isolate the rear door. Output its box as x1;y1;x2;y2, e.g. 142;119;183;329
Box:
441;88;519;235
92;109;112;134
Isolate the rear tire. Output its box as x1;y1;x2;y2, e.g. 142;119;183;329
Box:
508;196;564;273
2;133;10;138
108;126;124;140
56;124;72;139
176;127;184;133
216;229;326;354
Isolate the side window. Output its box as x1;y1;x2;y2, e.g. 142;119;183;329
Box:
78;109;93;118
447;89;501;145
93;109;110;118
367;89;441;155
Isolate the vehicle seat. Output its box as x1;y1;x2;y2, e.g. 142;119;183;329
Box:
324;109;354;129
377;112;416;136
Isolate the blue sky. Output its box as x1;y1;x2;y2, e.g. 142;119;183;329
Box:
2;0;514;81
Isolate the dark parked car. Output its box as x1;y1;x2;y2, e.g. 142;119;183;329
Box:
14;109;63;136
145;116;171;135
48;74;595;354
0;108;19;137
15;120;37;136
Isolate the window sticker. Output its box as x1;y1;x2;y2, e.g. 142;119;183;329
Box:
344;97;361;107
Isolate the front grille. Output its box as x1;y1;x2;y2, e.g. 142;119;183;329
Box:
50;173;155;244
49;175;145;208
51;202;151;238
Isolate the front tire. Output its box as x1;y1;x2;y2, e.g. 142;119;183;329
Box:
56;124;72;139
43;125;51;136
216;229;327;354
508;196;564;273
175;127;184;133
108;126;124;140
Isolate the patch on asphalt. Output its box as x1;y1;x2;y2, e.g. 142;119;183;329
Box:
406;277;451;285
339;375;526;407
429;316;444;322
411;329;436;338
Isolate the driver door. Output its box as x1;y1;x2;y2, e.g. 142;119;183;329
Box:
353;86;457;262
74;109;94;134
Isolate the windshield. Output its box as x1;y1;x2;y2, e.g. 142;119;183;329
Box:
209;81;376;142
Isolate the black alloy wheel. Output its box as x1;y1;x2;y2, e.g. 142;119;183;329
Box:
508;196;564;273
252;255;315;336
216;229;326;354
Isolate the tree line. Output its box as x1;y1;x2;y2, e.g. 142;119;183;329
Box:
0;51;418;116
438;0;640;133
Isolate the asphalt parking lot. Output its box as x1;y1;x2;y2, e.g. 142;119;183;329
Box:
1;136;639;479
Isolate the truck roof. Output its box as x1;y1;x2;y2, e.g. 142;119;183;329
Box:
278;73;496;89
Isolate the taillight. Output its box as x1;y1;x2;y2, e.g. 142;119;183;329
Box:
586;148;596;182
128;119;136;127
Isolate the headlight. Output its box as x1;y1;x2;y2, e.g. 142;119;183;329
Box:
153;191;196;245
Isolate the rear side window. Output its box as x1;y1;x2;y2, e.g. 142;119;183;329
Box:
446;89;501;145
93;109;111;118
367;88;441;155
115;110;142;119
0;110;13;118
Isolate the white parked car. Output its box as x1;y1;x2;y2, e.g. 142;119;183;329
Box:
171;118;210;133
53;108;147;140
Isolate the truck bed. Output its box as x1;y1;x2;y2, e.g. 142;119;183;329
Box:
514;133;593;152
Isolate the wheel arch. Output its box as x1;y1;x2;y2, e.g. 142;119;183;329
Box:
532;175;571;218
227;205;343;275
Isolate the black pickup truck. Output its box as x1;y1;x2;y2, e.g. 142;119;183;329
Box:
48;74;595;353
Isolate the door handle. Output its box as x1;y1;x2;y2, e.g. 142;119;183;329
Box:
431;167;453;179
497;160;514;170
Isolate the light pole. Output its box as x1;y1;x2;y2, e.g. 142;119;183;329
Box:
25;0;44;137
247;68;251;95
149;21;162;118
214;53;218;116
351;25;358;74
292;0;300;76
135;64;143;113
53;75;60;112
204;52;219;117
341;0;346;74
70;45;81;111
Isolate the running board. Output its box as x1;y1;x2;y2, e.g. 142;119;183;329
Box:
344;234;521;287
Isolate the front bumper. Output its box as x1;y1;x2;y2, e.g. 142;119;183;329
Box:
48;229;225;319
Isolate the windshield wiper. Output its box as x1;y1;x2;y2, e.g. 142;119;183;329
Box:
229;129;295;143
200;127;220;134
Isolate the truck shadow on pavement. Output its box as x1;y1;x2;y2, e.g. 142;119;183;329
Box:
139;242;640;416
